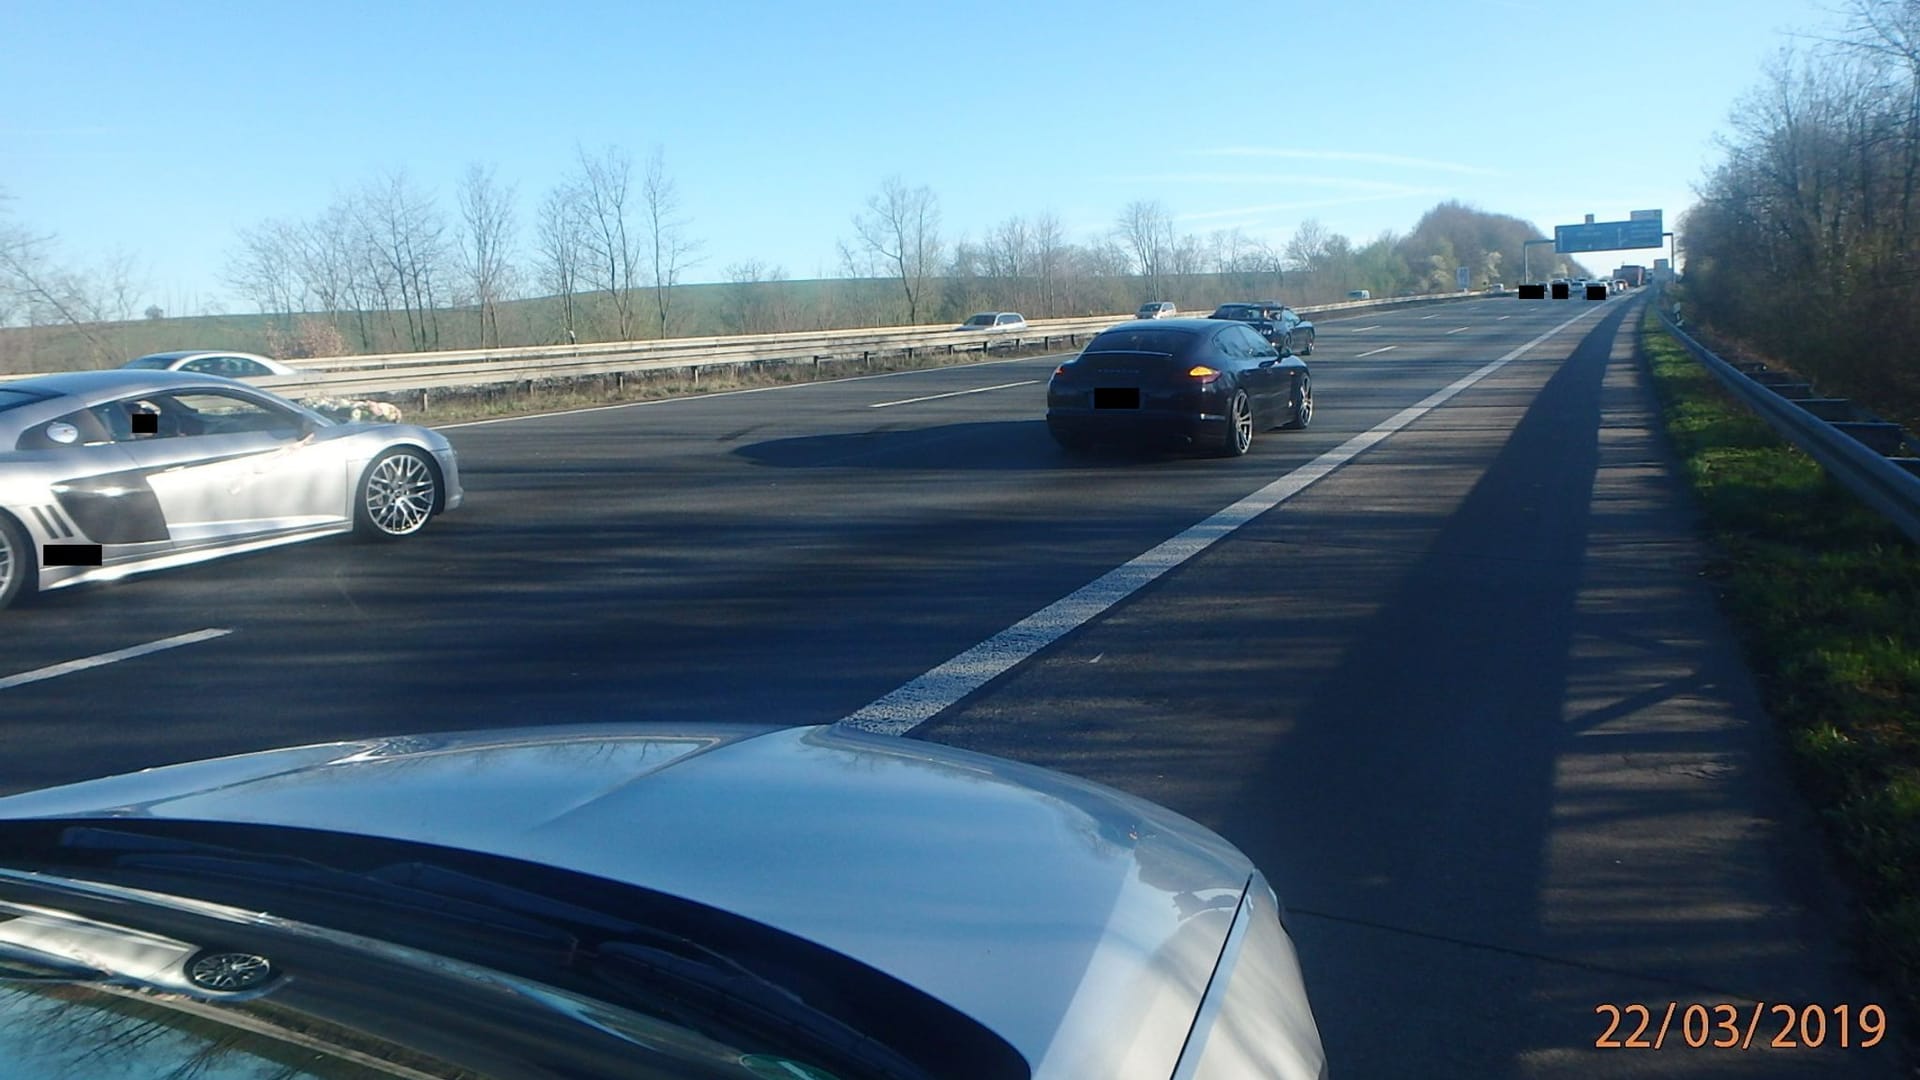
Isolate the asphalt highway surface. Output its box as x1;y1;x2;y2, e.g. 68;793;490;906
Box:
0;293;1906;1077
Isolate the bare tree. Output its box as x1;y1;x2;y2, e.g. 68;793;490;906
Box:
225;219;305;327
574;145;641;340
535;182;588;345
1114;200;1175;298
1283;219;1336;275
354;171;448;351
641;148;701;338
1032;211;1067;315
983;215;1031;309
722;259;790;334
0;195;147;363
457;162;518;348
852;176;943;324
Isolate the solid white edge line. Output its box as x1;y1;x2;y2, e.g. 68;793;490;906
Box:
868;380;1041;409
837;306;1598;736
438;351;1068;430
0;628;234;691
1347;325;1382;332
1356;346;1398;358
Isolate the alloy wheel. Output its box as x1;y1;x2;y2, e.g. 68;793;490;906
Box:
187;951;274;992
364;452;437;536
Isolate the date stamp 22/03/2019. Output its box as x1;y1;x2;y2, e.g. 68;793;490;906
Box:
1595;1002;1887;1051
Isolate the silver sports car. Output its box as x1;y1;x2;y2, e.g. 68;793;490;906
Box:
0;369;461;609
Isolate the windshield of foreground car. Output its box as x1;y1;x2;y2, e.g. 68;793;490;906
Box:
0;818;1030;1080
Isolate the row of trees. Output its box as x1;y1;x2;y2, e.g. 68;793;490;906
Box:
6;156;1589;368
0;191;151;368
223;146;698;356
1682;0;1920;427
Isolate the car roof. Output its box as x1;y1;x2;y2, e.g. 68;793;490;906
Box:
4;368;259;399
1097;317;1217;334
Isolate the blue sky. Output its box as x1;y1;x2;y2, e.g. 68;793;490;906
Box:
1;0;1842;314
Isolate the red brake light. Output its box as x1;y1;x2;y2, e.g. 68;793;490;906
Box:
1187;365;1221;383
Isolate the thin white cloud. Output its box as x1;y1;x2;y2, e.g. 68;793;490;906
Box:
1175;190;1446;222
1196;147;1503;177
1106;174;1437;195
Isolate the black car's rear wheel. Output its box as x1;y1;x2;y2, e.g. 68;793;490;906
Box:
1301;331;1315;355
1284;376;1314;429
0;513;33;611
354;448;439;539
1218;390;1254;456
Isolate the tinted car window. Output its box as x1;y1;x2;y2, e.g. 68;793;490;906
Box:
1086;329;1195;356
1211;306;1260;321
117;390;304;439
1238;326;1278;356
962;314;994;327
1205;328;1251;357
122;356;177;370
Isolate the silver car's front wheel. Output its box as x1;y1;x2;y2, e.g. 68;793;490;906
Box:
355;449;439;539
0;514;31;610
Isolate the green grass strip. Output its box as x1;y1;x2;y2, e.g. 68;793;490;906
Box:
1641;308;1920;1026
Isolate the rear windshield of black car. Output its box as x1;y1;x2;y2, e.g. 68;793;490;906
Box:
1210;306;1265;321
1085;329;1195;356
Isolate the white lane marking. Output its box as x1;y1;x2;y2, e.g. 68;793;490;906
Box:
1356;346;1398;358
0;629;233;691
1348;324;1382;332
1498;315;1512;321
439;352;1065;429
1446;326;1471;334
838;307;1598;736
868;380;1040;409
1419;313;1442;320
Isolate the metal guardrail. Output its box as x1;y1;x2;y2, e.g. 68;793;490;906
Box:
1657;310;1920;545
245;291;1483;400
0;290;1486;397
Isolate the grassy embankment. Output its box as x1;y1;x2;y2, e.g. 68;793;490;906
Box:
1640;308;1920;1025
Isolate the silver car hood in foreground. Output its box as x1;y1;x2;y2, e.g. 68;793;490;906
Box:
0;723;1322;1078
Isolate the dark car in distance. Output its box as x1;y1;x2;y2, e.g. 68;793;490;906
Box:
1046;318;1312;457
1207;302;1316;355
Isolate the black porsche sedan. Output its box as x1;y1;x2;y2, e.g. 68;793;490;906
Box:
1046;319;1312;456
1208;302;1316;354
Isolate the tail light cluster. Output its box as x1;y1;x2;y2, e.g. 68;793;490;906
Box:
1187;365;1221;384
